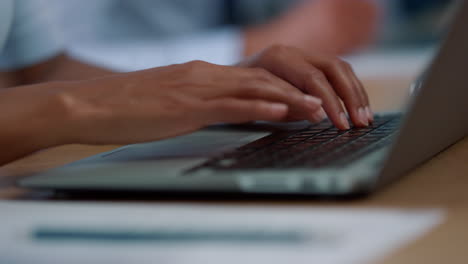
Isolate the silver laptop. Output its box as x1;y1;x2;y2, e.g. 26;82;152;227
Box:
19;1;468;197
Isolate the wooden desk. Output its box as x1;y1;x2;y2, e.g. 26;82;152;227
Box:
1;77;467;264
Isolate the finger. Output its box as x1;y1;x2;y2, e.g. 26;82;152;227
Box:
302;66;352;130
312;58;369;127
262;57;350;129
203;98;291;124
345;64;374;122
224;67;324;122
245;48;351;129
287;107;327;123
178;62;323;121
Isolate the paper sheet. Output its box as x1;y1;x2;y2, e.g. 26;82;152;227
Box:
0;201;443;264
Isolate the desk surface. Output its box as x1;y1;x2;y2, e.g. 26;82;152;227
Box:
1;77;467;264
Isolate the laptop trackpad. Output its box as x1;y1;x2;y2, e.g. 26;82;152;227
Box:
98;130;270;162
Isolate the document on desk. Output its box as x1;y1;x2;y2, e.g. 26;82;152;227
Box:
0;201;443;264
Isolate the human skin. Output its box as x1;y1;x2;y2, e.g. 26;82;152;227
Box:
0;45;372;165
244;0;380;56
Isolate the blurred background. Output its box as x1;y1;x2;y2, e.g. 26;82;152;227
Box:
48;0;456;74
378;0;454;48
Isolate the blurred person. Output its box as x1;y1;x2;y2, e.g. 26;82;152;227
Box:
244;0;380;55
54;0;380;71
0;0;373;165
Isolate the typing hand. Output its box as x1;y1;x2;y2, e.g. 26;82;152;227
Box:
0;45;371;165
239;45;373;130
58;60;323;145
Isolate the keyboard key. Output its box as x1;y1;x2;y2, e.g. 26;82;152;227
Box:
186;114;401;173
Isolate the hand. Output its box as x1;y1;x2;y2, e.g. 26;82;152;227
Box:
57;60;324;145
239;45;373;130
244;0;380;56
0;46;370;165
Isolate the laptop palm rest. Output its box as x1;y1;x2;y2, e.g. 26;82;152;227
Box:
19;130;270;190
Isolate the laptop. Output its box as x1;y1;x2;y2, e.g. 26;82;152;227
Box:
19;1;468;197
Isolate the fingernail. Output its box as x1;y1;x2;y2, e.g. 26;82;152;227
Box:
304;95;322;106
311;108;327;122
365;107;374;122
340;112;350;130
270;103;288;113
359;107;369;126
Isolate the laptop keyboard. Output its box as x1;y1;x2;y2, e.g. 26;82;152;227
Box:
187;114;401;173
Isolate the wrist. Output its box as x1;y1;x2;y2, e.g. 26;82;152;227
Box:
39;81;88;146
0;81;78;164
18;81;80;148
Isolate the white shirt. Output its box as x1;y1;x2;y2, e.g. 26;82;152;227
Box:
53;0;294;71
0;0;64;70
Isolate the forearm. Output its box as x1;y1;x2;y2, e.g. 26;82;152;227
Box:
0;82;73;165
